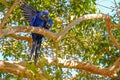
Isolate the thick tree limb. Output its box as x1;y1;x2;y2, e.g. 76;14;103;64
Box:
0;61;32;78
0;61;47;80
55;14;120;51
0;26;58;41
0;14;120;44
44;57;119;78
0;57;120;78
56;14;108;42
56;14;119;42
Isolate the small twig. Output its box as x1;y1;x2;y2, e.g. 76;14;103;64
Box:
68;71;86;80
111;24;120;28
96;3;113;9
9;34;32;48
109;58;120;74
113;0;118;7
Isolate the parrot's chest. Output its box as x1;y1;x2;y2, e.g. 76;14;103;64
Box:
33;18;45;27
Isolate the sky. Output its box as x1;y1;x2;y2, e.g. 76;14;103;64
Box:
0;0;120;60
96;0;120;15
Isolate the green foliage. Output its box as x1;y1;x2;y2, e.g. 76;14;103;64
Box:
0;0;120;79
0;38;29;60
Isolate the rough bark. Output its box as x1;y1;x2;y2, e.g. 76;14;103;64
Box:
0;57;120;78
0;61;47;80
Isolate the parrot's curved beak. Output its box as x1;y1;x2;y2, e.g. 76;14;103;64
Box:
41;14;48;20
40;10;49;20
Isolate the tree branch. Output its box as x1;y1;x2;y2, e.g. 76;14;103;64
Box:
54;13;120;51
0;0;120;78
8;34;32;48
9;34;32;43
44;57;118;78
0;61;32;78
0;26;58;42
56;14;109;42
0;60;47;80
1;57;120;78
105;16;120;50
111;24;120;28
109;58;120;73
0;0;20;29
0;14;120;52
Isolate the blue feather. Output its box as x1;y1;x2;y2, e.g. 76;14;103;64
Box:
44;19;53;29
30;10;52;65
20;2;53;65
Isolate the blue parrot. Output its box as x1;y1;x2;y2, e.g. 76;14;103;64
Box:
20;1;53;65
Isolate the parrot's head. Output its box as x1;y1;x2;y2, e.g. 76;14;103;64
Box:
40;10;49;20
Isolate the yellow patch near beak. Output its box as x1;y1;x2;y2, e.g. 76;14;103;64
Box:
46;23;50;27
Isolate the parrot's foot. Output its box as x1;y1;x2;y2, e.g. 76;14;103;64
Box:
34;59;38;66
30;54;33;61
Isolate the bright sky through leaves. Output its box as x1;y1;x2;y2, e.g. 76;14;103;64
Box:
96;0;120;15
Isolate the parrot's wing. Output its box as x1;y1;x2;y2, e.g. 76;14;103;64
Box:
19;1;38;24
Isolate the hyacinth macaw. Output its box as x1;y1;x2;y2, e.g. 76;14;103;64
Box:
20;1;53;65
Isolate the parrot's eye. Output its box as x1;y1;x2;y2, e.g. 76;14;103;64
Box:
42;15;46;17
